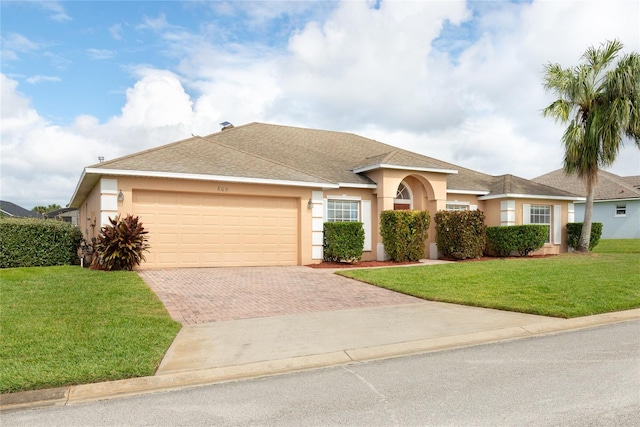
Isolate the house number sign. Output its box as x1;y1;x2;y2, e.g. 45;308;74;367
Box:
217;186;229;192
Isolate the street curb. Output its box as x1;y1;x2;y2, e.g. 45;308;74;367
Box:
2;308;639;413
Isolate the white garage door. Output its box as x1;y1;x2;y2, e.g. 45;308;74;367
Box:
133;190;299;268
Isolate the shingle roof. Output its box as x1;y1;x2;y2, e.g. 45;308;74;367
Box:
0;200;41;218
533;169;640;200
72;122;581;204
91;122;458;186
624;175;640;189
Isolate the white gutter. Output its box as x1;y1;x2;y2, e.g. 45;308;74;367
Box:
447;189;490;196
478;193;586;201
338;182;378;189
353;163;458;174
83;168;340;189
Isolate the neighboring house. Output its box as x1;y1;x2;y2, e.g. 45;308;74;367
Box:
44;207;79;226
0;200;42;219
69;122;583;268
533;169;640;239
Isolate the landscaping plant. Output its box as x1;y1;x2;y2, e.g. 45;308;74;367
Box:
486;224;548;257
434;210;486;260
323;222;364;263
379;210;430;261
567;222;603;251
92;214;149;271
0;218;83;268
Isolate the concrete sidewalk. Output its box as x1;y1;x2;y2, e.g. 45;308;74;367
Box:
3;302;639;412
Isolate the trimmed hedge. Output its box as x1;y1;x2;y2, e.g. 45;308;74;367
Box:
323;222;364;262
567;222;603;250
486;225;548;257
434;210;486;260
0;218;83;268
379;210;430;262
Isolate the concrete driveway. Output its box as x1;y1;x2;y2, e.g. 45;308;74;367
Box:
138;266;424;325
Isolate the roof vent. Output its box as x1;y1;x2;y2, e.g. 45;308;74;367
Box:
219;121;234;131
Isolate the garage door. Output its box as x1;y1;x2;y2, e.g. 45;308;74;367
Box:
133;190;299;268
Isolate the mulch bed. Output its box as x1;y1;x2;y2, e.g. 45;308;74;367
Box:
306;260;420;269
308;254;558;268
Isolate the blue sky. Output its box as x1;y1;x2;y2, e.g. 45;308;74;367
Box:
1;0;639;209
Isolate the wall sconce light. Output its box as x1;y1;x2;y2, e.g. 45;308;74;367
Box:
118;190;124;203
307;198;313;209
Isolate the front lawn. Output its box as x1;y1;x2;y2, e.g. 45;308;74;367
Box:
0;266;181;394
338;242;640;319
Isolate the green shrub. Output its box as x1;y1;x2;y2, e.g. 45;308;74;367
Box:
323;222;364;262
92;215;150;271
486;225;548;257
379;210;430;262
0;218;83;268
434;210;486;260
567;222;603;250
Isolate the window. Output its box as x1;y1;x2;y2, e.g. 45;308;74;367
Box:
394;182;412;210
530;205;551;242
396;183;411;200
327;200;359;222
446;204;468;211
615;204;627;217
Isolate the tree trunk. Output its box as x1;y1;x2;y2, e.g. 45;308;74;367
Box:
577;184;595;252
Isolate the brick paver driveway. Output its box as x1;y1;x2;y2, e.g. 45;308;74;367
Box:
138;266;422;325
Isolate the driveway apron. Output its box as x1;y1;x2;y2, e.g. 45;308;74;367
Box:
138;266;423;325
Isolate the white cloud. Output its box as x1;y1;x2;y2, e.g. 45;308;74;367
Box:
109;24;123;40
137;13;171;31
38;1;72;22
25;75;61;84
86;48;115;60
1;33;40;62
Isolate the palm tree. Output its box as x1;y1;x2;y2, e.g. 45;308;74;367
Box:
542;40;640;252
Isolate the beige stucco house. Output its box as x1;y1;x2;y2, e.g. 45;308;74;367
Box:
69;122;583;268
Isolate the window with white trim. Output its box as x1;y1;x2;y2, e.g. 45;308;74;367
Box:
530;205;551;242
327;200;359;222
396;183;411;200
446;204;468;211
615;204;627;217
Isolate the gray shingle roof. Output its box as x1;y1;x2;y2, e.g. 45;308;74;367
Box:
76;122;579;202
0;201;42;218
533;169;640;200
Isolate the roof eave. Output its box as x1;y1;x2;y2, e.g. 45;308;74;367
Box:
69;168;341;207
338;182;378;189
353;163;458;174
447;189;490;196
575;196;640;203
478;193;586;201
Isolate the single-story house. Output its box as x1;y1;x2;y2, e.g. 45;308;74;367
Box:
0;200;42;219
44;207;79;226
69;122;584;268
533;169;640;239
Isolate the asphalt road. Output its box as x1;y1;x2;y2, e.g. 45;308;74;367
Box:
3;320;639;426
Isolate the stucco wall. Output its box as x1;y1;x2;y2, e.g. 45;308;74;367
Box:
574;199;640;239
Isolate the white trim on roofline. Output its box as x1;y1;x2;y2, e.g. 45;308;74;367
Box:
352;163;458;174
574;197;640;203
85;168;340;188
69;169;89;207
478;193;586;201
447;189;490;195
337;182;378;189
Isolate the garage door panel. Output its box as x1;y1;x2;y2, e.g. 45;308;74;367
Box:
133;190;299;268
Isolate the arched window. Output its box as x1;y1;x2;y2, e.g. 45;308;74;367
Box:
394;181;412;210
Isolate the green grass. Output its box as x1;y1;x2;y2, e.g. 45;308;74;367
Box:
0;266;181;394
338;241;640;319
591;238;640;254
